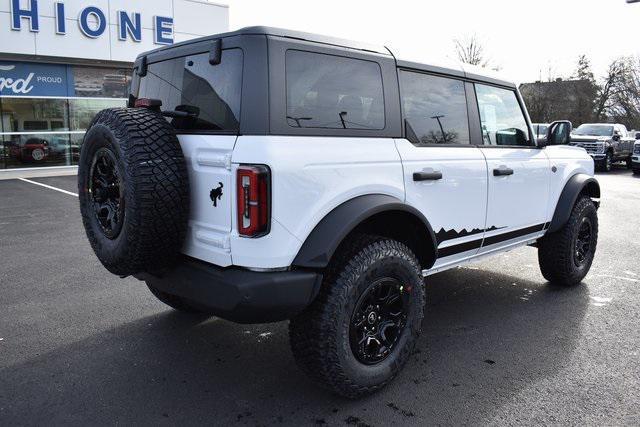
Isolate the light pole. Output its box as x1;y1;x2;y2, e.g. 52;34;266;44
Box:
430;115;447;143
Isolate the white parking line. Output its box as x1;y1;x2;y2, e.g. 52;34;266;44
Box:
18;178;79;197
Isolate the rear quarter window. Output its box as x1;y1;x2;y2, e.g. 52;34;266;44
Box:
285;50;385;130
136;49;243;133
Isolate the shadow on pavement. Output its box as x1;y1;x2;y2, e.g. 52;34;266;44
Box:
0;268;589;425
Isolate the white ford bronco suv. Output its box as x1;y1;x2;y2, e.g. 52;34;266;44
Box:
78;27;600;398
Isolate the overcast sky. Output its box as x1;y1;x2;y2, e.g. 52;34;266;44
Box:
222;0;640;84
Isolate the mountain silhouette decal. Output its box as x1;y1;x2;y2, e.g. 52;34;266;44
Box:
435;226;506;244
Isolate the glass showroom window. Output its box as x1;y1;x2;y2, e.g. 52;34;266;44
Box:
0;64;130;169
1;98;70;168
72;66;130;98
68;98;126;163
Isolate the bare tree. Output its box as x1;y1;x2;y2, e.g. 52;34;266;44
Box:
521;54;640;128
594;58;631;120
602;56;640;128
454;34;490;67
573;54;595;82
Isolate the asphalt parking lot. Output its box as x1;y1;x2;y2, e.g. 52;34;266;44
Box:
1;169;639;426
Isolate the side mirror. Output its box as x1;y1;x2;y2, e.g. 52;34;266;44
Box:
545;120;572;146
635;132;640;140
612;134;621;141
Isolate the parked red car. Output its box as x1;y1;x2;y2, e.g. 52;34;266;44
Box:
9;138;50;163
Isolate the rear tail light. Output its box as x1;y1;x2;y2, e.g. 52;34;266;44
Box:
133;98;162;111
237;165;271;237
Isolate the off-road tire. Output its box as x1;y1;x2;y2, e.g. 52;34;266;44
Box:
289;235;425;398
78;108;189;276
538;196;598;286
626;157;633;169
633;168;640;175
599;151;613;172
146;283;207;314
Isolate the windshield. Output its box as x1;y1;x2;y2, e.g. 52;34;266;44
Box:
574;124;613;137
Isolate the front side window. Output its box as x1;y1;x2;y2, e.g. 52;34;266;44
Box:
399;71;470;145
475;84;531;146
534;124;548;136
285;50;385;130
137;49;243;132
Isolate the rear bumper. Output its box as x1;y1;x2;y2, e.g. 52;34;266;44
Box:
135;258;322;324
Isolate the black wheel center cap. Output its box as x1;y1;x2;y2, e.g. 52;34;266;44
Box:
367;312;377;324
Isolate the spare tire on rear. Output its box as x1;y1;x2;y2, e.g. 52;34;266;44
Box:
78;108;189;276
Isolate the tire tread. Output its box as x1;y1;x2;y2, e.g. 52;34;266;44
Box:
78;108;189;276
289;235;424;398
538;196;598;286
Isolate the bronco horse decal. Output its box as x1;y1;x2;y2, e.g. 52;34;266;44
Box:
210;182;224;207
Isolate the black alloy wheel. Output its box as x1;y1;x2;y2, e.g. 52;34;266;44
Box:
89;147;124;239
573;217;593;268
349;277;409;365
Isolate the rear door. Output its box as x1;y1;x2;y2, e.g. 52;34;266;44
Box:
135;47;244;266
395;71;488;270
472;83;550;254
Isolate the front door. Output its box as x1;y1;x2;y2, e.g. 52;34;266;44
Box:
473;83;550;254
395;70;488;271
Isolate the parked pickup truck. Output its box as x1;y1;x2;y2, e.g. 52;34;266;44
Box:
632;139;640;175
570;123;635;172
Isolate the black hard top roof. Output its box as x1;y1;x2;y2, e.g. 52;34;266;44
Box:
140;26;515;88
143;26;390;56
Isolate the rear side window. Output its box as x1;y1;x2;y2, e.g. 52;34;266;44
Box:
399;71;470;145
285;50;385;130
475;84;531;146
137;49;243;132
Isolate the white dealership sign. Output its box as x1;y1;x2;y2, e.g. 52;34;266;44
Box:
0;0;229;63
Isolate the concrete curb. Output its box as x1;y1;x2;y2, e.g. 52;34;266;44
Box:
0;166;78;180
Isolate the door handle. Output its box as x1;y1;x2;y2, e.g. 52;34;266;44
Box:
493;167;514;176
413;171;443;181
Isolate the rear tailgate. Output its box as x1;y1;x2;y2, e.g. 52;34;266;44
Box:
179;134;236;266
132;46;245;267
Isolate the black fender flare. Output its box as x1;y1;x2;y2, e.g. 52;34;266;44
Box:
548;174;600;233
292;194;437;269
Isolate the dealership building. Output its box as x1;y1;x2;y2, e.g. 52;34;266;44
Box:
0;0;228;172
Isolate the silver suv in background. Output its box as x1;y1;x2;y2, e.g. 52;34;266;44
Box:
570;123;635;172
